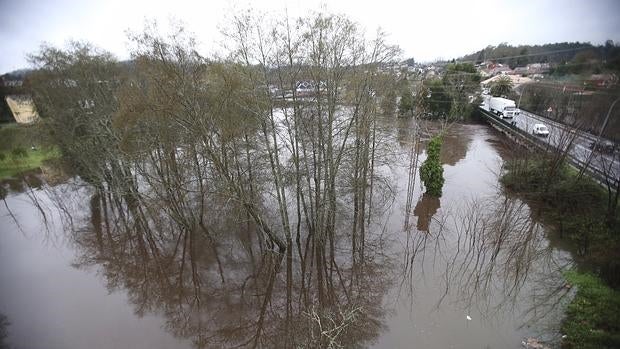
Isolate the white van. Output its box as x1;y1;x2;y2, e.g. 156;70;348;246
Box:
532;124;549;137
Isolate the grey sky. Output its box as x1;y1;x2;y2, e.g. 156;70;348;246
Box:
1;0;619;73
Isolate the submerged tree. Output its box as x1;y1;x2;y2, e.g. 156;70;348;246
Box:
420;135;444;196
27;11;402;348
398;88;414;116
28;42;125;185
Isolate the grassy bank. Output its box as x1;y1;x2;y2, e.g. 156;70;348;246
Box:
0;148;60;178
0;123;40;150
501;158;620;348
0;123;59;179
562;270;620;348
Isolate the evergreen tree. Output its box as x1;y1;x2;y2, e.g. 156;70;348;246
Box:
420;135;444;196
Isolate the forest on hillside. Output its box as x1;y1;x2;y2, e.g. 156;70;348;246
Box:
459;41;620;72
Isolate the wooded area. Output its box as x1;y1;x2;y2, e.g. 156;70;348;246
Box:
25;13;404;347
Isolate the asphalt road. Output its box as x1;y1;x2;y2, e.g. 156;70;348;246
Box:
480;103;619;180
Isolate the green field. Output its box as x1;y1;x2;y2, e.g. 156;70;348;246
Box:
562;270;620;348
0;148;60;179
0;123;59;179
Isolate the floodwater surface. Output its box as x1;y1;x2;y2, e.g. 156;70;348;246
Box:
0;120;573;348
372;120;571;349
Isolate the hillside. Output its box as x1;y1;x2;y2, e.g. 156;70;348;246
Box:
459;41;620;71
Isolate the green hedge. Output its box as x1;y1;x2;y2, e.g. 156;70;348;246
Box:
420;135;444;196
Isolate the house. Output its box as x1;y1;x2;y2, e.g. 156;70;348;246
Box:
490;65;513;76
477;60;496;70
480;63;513;77
586;73;618;88
525;63;550;74
2;79;23;88
480;75;533;88
5;95;40;124
478;69;491;78
425;70;437;79
295;80;326;97
513;67;529;76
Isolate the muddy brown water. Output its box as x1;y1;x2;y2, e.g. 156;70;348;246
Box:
0;120;573;348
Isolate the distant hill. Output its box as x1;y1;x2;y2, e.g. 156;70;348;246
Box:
1;68;33;79
458;41;620;71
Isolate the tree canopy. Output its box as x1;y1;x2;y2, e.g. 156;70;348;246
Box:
490;76;514;97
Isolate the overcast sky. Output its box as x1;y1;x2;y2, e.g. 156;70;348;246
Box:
1;0;619;73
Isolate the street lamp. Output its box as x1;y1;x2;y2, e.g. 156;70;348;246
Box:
513;83;529;130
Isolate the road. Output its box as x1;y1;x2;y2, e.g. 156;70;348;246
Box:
480;102;619;182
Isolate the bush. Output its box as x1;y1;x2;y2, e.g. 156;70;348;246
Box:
420;135;444;196
0;152;5;162
501;157;620;286
10;147;28;160
501;158;571;194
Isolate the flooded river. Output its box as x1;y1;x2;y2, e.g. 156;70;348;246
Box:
0;120;573;348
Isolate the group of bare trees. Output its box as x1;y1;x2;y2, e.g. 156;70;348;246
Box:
518;82;620;141
27;12;402;348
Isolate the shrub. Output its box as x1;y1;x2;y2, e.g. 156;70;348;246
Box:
501;157;620;286
10;147;28;160
420;135;444;196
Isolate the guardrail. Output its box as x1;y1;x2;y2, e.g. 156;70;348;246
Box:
479;108;549;148
478;107;609;184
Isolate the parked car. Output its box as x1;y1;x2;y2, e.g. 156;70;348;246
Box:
532;124;549;137
589;140;616;154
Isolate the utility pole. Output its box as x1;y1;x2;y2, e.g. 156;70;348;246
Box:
517;83;527;110
595;98;619;145
579;97;620;178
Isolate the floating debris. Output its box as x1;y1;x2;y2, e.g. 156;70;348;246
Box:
521;337;550;349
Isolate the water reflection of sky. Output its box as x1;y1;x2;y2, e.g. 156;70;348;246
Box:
374;121;572;349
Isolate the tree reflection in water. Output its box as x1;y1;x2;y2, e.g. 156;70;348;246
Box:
401;193;573;342
50;188;389;348
4;113;578;348
374;119;574;346
412;193;440;232
7;121;579;348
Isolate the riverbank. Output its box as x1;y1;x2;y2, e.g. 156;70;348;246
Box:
502;158;619;272
562;270;620;348
501;157;620;348
0;123;59;179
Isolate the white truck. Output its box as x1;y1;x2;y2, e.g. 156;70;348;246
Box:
489;97;519;119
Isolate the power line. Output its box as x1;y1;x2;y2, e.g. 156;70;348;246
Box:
455;46;598;64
